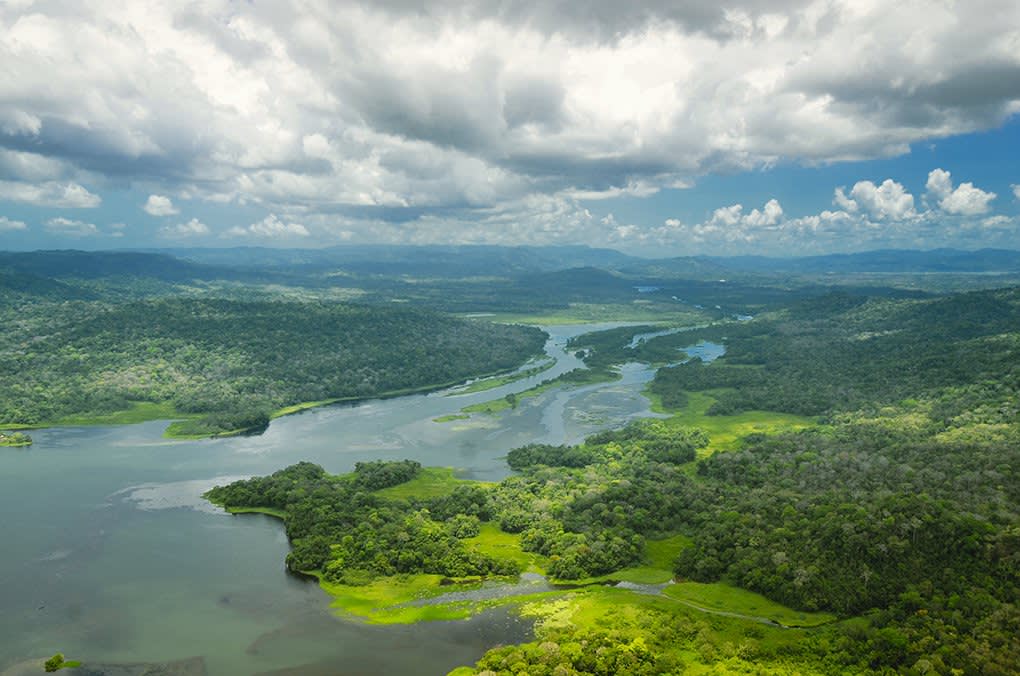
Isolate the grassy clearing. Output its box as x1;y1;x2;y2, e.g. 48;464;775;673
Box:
464;523;550;574
563;534;691;585
318;573;482;624
647;389;816;456
319;570;568;624
57;401;194;427
373;467;490;501
663;581;837;628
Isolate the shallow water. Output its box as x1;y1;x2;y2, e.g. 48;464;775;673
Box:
0;325;718;675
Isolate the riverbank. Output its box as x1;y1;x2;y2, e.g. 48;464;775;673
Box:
0;357;555;441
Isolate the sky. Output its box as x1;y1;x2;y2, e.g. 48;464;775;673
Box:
1;0;1019;256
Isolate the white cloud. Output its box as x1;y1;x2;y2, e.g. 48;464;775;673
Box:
1;1;1018;248
231;214;310;238
925;168;996;215
0;216;27;231
0;180;100;208
45;217;99;236
160;217;209;238
835;179;916;221
143;194;179;216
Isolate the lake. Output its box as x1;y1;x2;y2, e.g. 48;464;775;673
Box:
0;325;720;675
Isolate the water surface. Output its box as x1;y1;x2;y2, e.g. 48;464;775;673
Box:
0;325;716;674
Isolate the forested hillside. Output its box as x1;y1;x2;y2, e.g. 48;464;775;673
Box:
650;287;1020;416
204;283;1020;674
0;298;545;435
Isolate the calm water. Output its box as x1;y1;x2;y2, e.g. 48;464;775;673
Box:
0;325;718;675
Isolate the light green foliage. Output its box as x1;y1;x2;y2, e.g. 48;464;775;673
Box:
663;582;837;627
646;389;816;455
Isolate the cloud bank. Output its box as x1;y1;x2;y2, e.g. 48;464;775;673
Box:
0;0;1018;251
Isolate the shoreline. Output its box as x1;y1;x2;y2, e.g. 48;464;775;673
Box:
0;352;551;441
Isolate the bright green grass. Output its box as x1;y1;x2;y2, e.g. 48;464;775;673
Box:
58;401;194;427
374;467;491;501
318;573;482;624
463;523;550;574
223;506;289;519
647;389;816;456
663;581;837;628
433;413;471;423
319;571;568;624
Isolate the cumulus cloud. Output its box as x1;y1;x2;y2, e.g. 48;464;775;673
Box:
143;194;179;216
230;214;310;238
925;169;996;215
160;217;209;238
45;217;99;236
645;166;1019;255
1;1;1019;247
834;180;916;221
0;216;27;231
0;180;100;207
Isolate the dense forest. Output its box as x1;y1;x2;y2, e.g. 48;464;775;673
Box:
5;247;1019;673
0;298;545;434
650;287;1020;416
206;283;1020;675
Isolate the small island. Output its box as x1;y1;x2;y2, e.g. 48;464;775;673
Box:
0;431;32;447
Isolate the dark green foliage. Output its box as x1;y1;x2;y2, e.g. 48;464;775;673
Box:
0;297;546;431
207;461;517;581
352;459;421;490
651;286;1020;416
425;485;493;521
489;420;710;578
506;444;595;470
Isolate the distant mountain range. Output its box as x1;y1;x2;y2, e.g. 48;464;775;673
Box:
2;247;1019;295
698;248;1020;274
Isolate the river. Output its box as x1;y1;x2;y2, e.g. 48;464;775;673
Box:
0;324;719;675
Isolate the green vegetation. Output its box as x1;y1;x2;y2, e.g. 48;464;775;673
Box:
432;413;471;423
11;249;1020;673
663;582;837;628
460;367;621;416
0;430;32;446
43;653;80;672
0;298;545;437
646;389;816;455
649;288;1020;417
446;358;556;395
460;590;841;676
